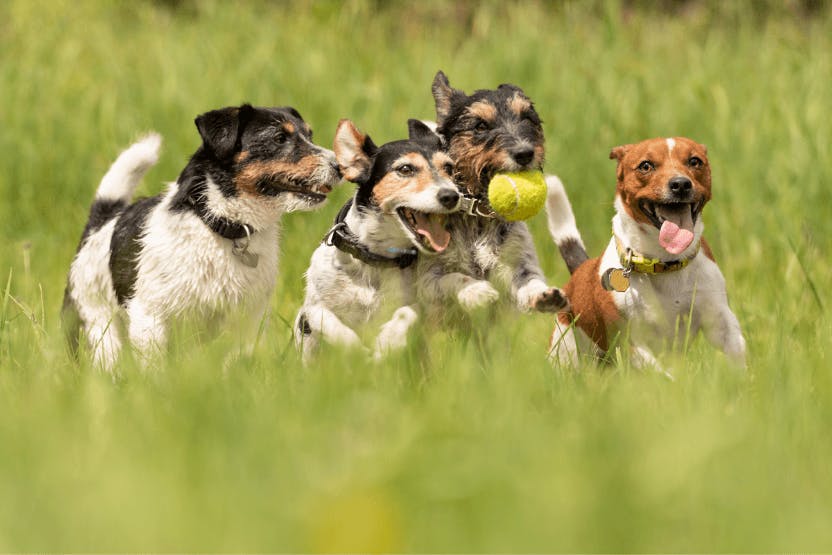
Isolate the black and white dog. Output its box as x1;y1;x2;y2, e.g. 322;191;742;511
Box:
63;104;340;369
294;119;460;361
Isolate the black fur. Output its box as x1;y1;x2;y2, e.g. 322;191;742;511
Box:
109;196;162;305
559;237;590;275
171;104;324;210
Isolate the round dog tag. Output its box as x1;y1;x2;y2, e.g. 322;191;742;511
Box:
601;268;630;292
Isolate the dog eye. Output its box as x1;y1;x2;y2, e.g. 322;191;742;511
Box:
275;132;289;144
443;163;454;176
396;164;415;177
474;120;490;133
637;160;655;172
688;156;703;168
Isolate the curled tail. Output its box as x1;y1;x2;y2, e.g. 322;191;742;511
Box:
96;132;162;202
545;174;588;274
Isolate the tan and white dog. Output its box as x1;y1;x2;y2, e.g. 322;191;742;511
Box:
546;137;746;370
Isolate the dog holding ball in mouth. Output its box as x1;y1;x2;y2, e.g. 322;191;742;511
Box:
546;137;746;370
415;71;568;315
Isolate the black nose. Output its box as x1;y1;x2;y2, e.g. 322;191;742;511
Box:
437;187;460;209
511;148;535;166
668;176;692;197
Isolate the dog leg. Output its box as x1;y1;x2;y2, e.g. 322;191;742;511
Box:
418;264;499;311
373;305;419;360
498;223;567;313
300;304;364;354
125;301;167;365
547;317;579;367
86;318;122;371
701;305;747;368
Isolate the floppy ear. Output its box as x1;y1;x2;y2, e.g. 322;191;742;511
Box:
195;104;253;160
408;119;442;149
432;70;464;126
334;119;377;183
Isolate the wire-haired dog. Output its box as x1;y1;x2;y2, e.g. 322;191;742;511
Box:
295;119;460;361
416;71;567;314
62;104;341;369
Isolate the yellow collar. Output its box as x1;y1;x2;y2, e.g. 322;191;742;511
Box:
614;234;698;275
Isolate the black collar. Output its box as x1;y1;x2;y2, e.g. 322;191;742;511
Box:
323;198;418;269
182;194;255;240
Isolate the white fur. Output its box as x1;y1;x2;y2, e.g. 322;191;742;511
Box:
67;134;338;370
549;200;746;371
96;133;161;202
545;174;585;251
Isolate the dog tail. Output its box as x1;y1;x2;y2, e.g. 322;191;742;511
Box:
94;132;162;205
545;174;588;275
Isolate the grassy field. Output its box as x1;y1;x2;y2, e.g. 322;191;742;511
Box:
2;0;831;551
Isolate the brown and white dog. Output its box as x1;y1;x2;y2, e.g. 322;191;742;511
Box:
546;137;746;370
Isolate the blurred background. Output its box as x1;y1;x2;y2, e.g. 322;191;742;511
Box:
1;0;830;551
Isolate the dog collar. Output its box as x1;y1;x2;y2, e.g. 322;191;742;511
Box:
323;198;418;269
459;195;497;218
183;194;256;241
614;233;698;274
182;194;259;267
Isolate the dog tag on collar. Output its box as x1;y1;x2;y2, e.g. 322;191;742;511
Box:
232;239;259;268
601;268;630;292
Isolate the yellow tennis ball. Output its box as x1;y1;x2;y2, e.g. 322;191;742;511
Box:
487;170;547;221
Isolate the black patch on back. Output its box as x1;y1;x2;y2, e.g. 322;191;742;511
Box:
78;199;127;245
109;196;162;306
558;237;589;274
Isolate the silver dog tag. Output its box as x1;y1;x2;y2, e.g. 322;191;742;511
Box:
232;239;259;268
601;268;630;292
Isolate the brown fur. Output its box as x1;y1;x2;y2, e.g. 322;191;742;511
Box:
610;137;711;224
234;156;322;196
372;153;449;207
448;133;513;195
334;119;371;182
508;92;531;116
560;257;620;351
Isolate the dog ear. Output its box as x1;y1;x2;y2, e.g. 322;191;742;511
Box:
432;70;464;126
408;119;443;149
609;144;630;162
334;119;376;183
195;104;253;160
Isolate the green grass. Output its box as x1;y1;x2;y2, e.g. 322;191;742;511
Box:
2;0;832;551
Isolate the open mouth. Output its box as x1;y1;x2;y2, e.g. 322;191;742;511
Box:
638;199;704;255
258;178;330;203
396;207;451;254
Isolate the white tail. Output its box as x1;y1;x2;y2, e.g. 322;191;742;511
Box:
95;133;162;202
545;174;588;274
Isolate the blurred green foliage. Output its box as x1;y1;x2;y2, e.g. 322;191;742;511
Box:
0;0;830;551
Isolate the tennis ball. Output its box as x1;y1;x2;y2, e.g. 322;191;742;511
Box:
487;170;547;221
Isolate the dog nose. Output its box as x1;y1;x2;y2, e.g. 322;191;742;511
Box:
511;148;535;167
668;176;692;197
437;187;460;209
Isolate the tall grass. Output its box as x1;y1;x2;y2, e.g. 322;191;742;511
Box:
1;0;831;551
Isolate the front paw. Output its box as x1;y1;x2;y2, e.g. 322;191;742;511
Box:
457;280;499;311
531;287;569;312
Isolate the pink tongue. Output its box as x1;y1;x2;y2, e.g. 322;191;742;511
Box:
414;213;450;252
659;220;694;255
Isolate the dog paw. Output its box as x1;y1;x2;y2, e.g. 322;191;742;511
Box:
531;287;569;313
457;280;499;311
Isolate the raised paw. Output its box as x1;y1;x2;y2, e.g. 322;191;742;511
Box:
531;287;569;313
457;280;499;311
